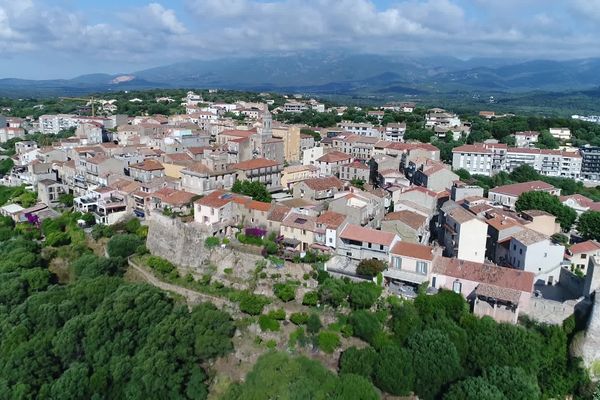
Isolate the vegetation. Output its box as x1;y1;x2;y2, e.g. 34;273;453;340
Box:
204;236;221;248
356;258;386;277
578;211;600;241
231;180;272;203
515;191;577;230
273;281;297;302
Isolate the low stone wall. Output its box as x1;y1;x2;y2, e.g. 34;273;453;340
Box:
523;296;588;325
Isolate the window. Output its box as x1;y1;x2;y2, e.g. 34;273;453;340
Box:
380;245;384;250
416;261;428;275
393;257;402;269
582;254;587;259
368;242;372;249
452;281;462;294
519;248;522;255
513;244;516;251
544;252;547;257
328;238;333;243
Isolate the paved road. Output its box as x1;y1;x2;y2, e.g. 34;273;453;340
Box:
128;258;237;311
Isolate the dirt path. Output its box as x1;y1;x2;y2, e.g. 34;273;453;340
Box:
128;258;237;311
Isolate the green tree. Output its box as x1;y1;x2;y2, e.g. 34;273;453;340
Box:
515;191;576;230
348;282;382;309
231;180;272;202
577;211;600;240
317;331;340;353
537;131;559;149
106;233;143;258
509;164;540;182
302;291;318;306
484;366;540;400
356;259;386;277
373;345;415;395
339;346;377;378
273;282;297;302
443;377;506;400
306;313;322;334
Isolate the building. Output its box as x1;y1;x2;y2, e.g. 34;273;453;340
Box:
412;161;459;192
488;181;560;208
315;151;353;176
292;176;345;201
337;224;400;261
439;201;488;263
560;194;600;215
129;159;165;183
508;228;565;285
381;210;429;244
580;146;600;181
315;211;347;250
452;143;507;176
425;108;461;128
386;241;435;287
549;128;571;140
339;161;370;183
567;240;600;275
280;212;318;252
383;123;406;142
283;101;309;113
337;122;380;138
232;158;283;192
329;190;385;228
280;165;318;190
431;257;534;324
194;190;249;234
451;181;485;202
37;179;68;207
514;131;539;148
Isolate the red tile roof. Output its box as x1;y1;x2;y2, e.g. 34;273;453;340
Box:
569;240;600;255
434;257;534;293
340;224;397;246
246;200;271;212
390;241;434;261
316;211;347;229
302;176;345;191
233;158;280;170
130;159;164;171
316;150;352;163
195;190;245;208
490;180;556;197
384;210;427;230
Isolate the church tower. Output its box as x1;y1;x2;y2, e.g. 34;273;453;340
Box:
261;107;273;142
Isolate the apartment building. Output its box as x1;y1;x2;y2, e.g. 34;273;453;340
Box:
337;122;380;138
580;146;600;181
383;123;406;142
514;131;539;148
232;158;283;192
439;201;488;263
488;181;560;208
451;143;507;176
337;224;400;261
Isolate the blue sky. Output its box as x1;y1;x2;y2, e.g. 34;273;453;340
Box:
1;0;599;79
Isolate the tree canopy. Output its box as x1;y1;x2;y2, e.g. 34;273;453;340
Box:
515;191;577;230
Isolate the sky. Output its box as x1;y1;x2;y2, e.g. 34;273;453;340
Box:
1;0;600;79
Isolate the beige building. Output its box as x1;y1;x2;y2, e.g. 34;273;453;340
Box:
520;210;561;237
280;212;318;252
281;165;318;190
272;124;301;162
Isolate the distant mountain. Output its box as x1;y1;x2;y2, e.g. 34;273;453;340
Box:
1;53;600;97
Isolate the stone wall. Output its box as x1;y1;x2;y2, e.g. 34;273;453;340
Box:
572;292;600;380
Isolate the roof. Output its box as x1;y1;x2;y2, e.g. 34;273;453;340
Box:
340;224;397;246
281;212;317;230
485;215;522;231
384;210;427;230
130;159;164;171
152;188;197;206
476;283;521;304
246;200;271;212
390;241;434;261
316;150;352;163
316;211;347;229
220;129;257;138
267;204;292;222
195;190;245;208
570;240;600;255
446;205;477;224
511;228;548;246
342;160;370;170
1;203;24;214
301;176;345;191
490;180;556;197
434;257;534;293
233;158;279;170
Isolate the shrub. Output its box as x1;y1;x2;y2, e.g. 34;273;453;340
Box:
263;240;278;255
339;347;377;378
302;291;319;306
268;308;286;320
45;231;71;247
306;313;322;334
265;339;277;349
274;282;296;302
258;315;280;332
81;213;96;226
290;312;309;325
318;331;340;354
348;282;382;309
224;268;233;274
147;256;176;275
356;259;386;277
204;236;220;248
239;292;269;315
107;234;143;258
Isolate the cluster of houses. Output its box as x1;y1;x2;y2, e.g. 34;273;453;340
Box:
2;97;600;326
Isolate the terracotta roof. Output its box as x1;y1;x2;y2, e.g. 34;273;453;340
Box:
302;176;345;191
446;205;477;224
316;150;352;163
195;190;246;208
316;211;347;229
490;181;556;197
130;159;164;171
246;200;271;212
220;129;257;138
476;283;521;303
342;160;370;170
282;212;317;231
511;228;548;246
401;185;438;198
570;240;600;255
152;188;196;207
183;163;215;175
384;210;427;229
164;153;194;164
233;158;280;170
434;257;534;293
267;204;292;222
186;146;211;155
390;241;434;261
485;215;522;231
340;224;397;246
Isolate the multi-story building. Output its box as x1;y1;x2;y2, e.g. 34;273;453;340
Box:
508;228;565;285
451;143;507;176
383;123;406;142
425;108;461;128
232;158;283;192
488;181;560;208
339;161;370;183
439;201;488;263
514;131;539;148
337;224;400;261
337;122;380;138
549;128;571;140
580;146;600;181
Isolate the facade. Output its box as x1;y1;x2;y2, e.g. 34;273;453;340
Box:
315;150;353;176
580;146;600;181
514;131;539;148
567;240;600;275
232;158;283;192
381;210;429;244
549;128;571;140
440;202;488;263
451;143;507;177
280;165;318;189
382;123;406;142
488;181;560;208
386;241;435;286
292;176;345;201
508;228;565;285
339;161;370;183
337;224;400;261
337;122;380;138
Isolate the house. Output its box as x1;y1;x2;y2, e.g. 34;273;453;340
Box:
280;165;319;190
508;228;565;285
386;241;436;287
514;131;539;148
328;190;385;228
266;204;292;235
382;123;406;142
484;213;524;265
181;163;236;196
339;161;370;183
560;194;600;215
193;190;249;234
314;211;347;250
549;128;571;140
439;201;488;263
381;210;429;244
280;212;318;252
567;240;600;275
315;150;353;176
431;257;534;324
412;161;459;192
520;210;561;237
129;159;165;183
451;181;485;202
232;158;283;192
37;179;68;207
337;224;400;261
150;188;197;214
292;176;345;202
393;186;439;215
74;186;128;225
488;181;560;209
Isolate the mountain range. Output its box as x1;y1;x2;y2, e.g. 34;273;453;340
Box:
2;53;600;98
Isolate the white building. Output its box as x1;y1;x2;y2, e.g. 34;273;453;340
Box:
549;128;571;140
508;228;565;285
514;131;539;148
337;122;380;138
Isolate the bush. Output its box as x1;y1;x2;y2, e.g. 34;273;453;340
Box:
273;282;297;302
356;259;386;277
107;234;143;258
45;231;71;247
317;331;340;354
339;347;377;378
290;312;309;325
349;310;382;344
258;315;280;332
239;292;269;315
263;240;278;255
373;345;415;396
348;282;382;309
147;256;176;275
268;308;286;320
306;313;322;334
302;291;319;306
81;213;96;226
204;236;220;248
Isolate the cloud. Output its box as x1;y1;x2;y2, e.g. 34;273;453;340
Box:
0;0;599;77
